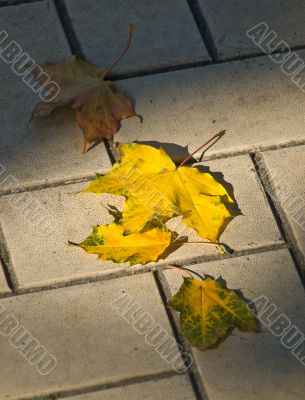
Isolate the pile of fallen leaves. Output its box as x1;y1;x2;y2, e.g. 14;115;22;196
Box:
30;26;257;351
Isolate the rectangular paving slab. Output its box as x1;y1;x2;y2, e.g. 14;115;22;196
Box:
160;249;305;400
63;0;211;75
115;53;305;159
0;154;283;289
197;0;305;59
64;375;196;400
259;145;305;265
0;273;183;398
0;0;111;193
0;182;127;289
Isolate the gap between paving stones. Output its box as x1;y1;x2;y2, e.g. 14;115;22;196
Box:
0;254;14;291
0;243;288;299
1;0;305;80
6;370;180;400
0;0;43;8
251;153;305;285
253;152;305;271
153;271;206;400
53;0;305;82
155;268;208;400
0;233;19;292
54;0;84;58
34;0;305;82
187;0;218;61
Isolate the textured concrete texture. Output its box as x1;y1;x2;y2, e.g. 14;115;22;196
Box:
0;0;70;148
260;145;305;265
161;249;305;400
197;0;305;59
0;260;10;294
0;1;68;73
0;154;283;289
63;0;211;75
0;273;182;399
0;0;111;193
0;182;127;289
0;1;304;399
115;52;305;158
65;375;196;400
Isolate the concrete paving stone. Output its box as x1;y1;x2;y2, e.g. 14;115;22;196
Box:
0;259;10;295
0;0;68;72
260;145;305;264
0;155;283;289
64;375;196;400
63;0;211;75
0;0;111;193
161;249;305;400
0;273;183;398
197;0;305;59
115;52;305;158
0;182;128;289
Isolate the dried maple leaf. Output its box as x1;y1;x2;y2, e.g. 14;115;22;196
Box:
168;276;257;350
84;142;235;245
31;26;139;153
73;222;171;265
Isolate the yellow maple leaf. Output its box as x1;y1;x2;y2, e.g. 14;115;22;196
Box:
84;143;235;244
168;276;257;350
74;222;171;265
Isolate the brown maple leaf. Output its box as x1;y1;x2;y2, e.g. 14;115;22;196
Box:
31;25;139;153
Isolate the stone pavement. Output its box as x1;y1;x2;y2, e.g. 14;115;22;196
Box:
0;1;304;399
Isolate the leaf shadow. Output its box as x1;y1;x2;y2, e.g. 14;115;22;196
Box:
195;164;241;217
156;233;188;262
27;106;77;138
134;140;196;164
194;164;242;243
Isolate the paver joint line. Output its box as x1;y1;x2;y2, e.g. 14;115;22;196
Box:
187;0;218;62
0;243;288;301
153;271;208;400
53;0;85;58
252;152;305;276
8;370;181;400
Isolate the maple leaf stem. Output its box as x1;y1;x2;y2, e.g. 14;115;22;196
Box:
102;24;134;79
166;264;205;281
176;240;225;254
104;138;118;163
184;241;216;244
177;130;226;168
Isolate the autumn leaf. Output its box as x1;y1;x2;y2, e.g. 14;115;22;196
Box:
84;142;235;244
73;222;172;265
168;276;257;350
31;26;139;153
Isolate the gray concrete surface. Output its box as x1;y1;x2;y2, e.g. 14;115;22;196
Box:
64;0;211;74
0;0;304;399
197;0;305;59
